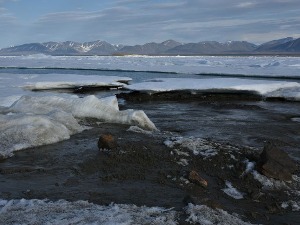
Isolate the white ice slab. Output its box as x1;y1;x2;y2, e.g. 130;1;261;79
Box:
127;78;300;100
0;73;131;107
0;95;157;158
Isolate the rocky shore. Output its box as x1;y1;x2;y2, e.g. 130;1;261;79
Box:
0;119;299;224
1;86;300;224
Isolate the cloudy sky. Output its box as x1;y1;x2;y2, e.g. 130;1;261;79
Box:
0;0;299;48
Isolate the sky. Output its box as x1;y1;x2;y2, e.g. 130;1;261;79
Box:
0;0;300;48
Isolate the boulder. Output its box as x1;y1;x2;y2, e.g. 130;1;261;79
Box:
258;143;298;181
188;170;208;188
98;134;117;150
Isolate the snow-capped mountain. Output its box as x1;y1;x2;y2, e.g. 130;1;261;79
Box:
166;41;257;55
255;37;300;52
0;40;121;56
0;38;299;56
118;40;182;55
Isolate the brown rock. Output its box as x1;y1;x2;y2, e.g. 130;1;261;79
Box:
258;143;298;181
188;170;208;188
98;134;117;150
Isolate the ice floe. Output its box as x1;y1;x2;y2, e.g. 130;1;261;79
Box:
0;95;156;158
0;199;177;225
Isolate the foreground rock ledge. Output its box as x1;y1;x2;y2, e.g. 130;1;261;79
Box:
258;143;298;181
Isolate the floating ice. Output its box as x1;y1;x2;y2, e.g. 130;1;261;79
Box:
222;181;244;199
185;203;254;225
0;199;177;225
0;95;156;158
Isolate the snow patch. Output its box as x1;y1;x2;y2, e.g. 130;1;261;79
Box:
0;199;177;225
281;200;300;211
127;126;153;135
185;203;255;225
164;136;218;158
222;181;244;199
252;170;289;190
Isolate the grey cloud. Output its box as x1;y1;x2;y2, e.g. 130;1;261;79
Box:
1;0;300;48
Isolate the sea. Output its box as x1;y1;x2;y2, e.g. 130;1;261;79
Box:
0;55;300;224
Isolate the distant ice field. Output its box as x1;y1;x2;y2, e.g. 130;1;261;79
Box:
1;55;300;157
0;55;300;78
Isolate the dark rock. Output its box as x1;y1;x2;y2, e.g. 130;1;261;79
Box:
258;143;298;181
0;154;5;162
188;170;208;188
182;195;197;205
98;134;117;150
266;202;281;214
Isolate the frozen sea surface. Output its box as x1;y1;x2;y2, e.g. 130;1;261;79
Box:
0;55;300;78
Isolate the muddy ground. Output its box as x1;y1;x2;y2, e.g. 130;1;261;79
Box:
1;94;300;224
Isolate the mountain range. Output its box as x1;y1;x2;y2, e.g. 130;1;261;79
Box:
0;37;299;56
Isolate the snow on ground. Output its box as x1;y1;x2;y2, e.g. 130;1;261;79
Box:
185;203;255;225
0;55;300;77
241;160;290;190
252;170;289;190
0;199;259;225
0;95;157;158
222;181;245;199
127;78;300;101
164;136;218;158
0;199;177;225
281;200;300;211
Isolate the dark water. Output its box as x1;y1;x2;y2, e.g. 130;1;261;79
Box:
121;100;300;161
2;67;300;160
